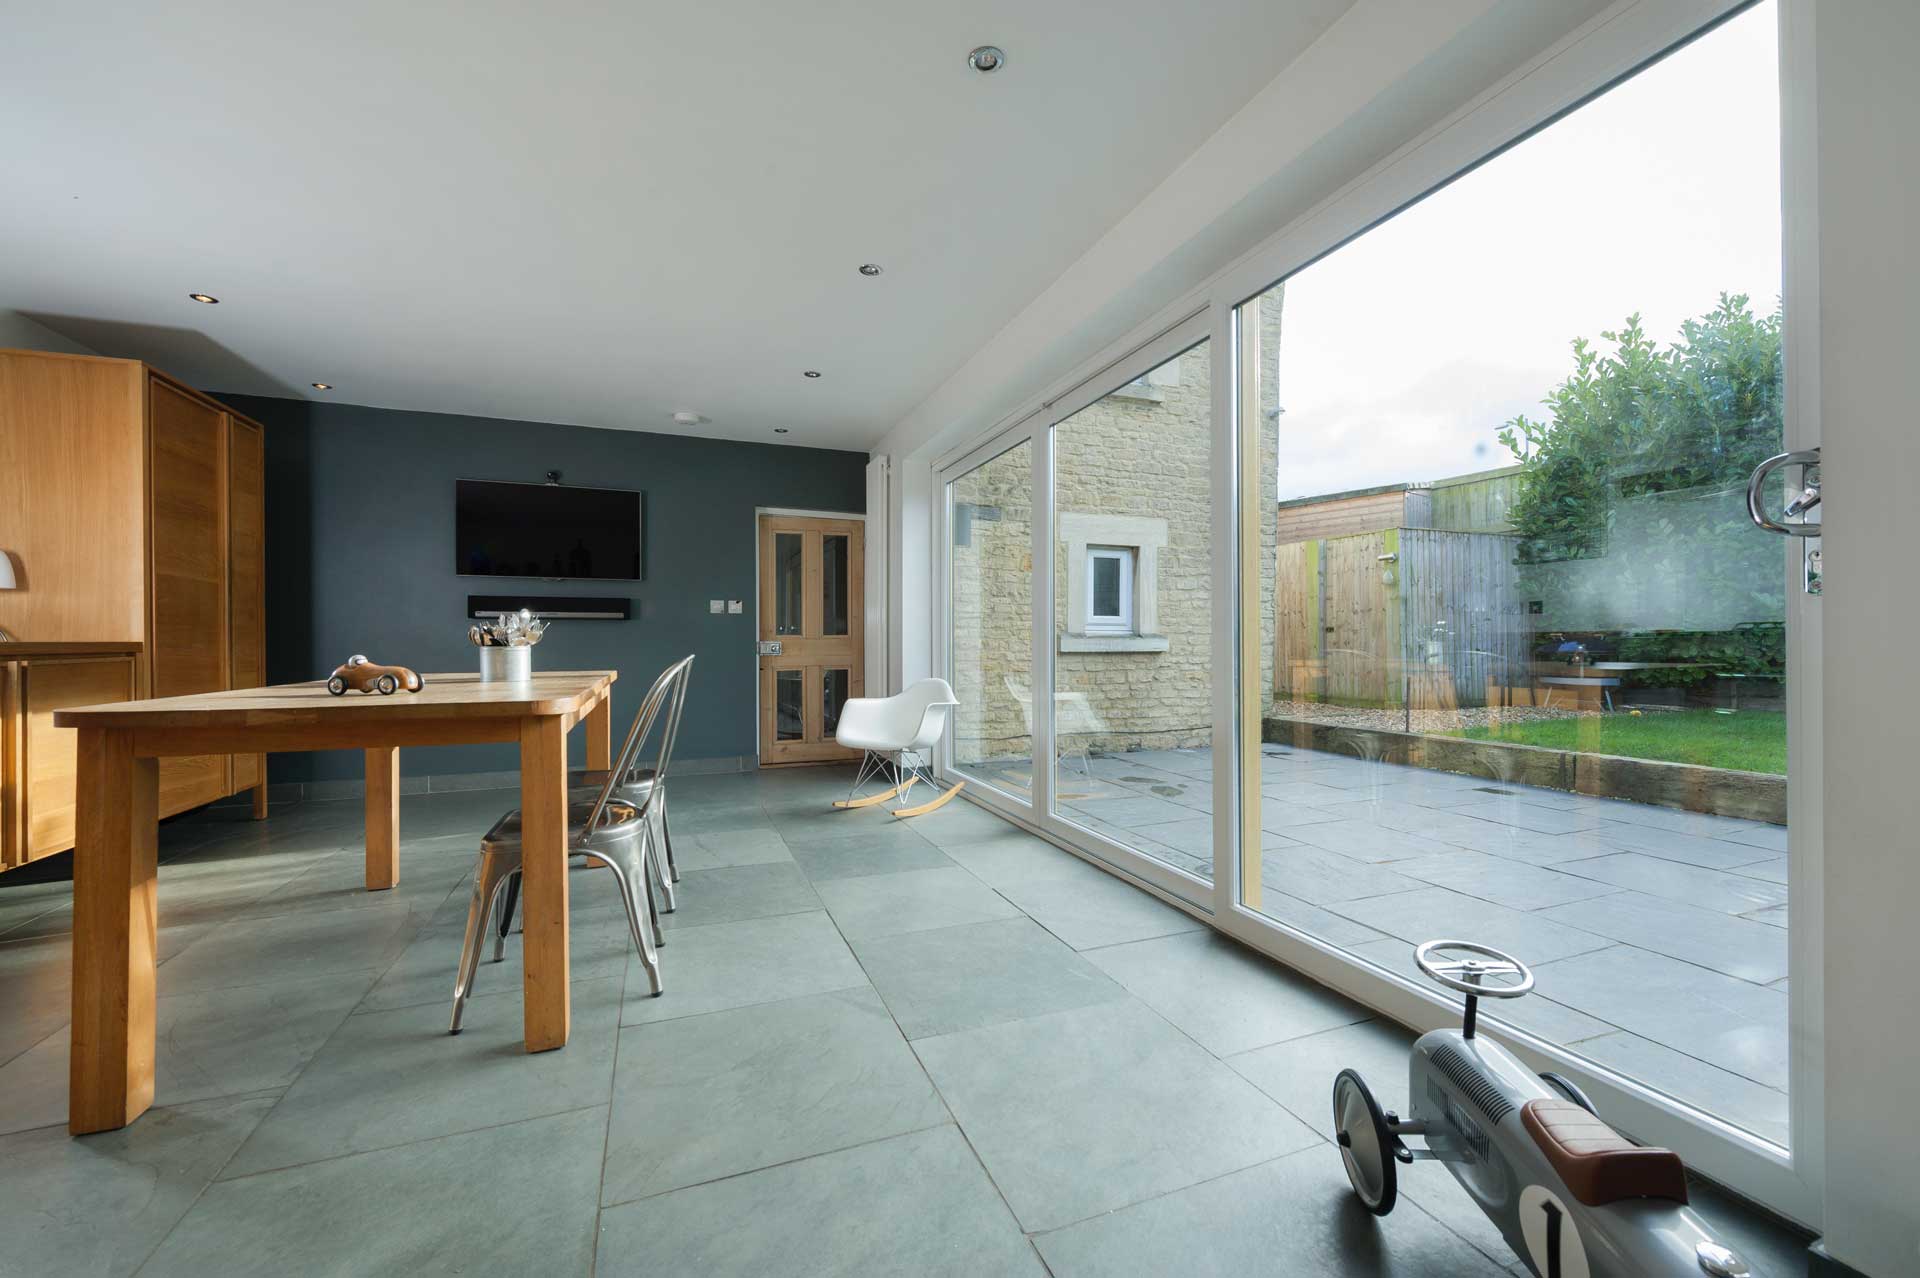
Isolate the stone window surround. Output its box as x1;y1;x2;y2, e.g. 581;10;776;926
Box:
1058;511;1170;653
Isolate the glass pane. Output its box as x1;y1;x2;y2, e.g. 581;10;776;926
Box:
773;532;803;635
950;439;1034;801
1091;555;1122;618
823;668;850;738
774;668;803;741
1052;341;1218;884
823;534;850;636
1238;4;1786;1145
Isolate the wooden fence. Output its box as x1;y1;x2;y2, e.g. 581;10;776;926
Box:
1274;527;1529;708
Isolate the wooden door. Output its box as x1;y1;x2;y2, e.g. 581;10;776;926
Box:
227;415;266;793
757;515;863;765
148;377;231;813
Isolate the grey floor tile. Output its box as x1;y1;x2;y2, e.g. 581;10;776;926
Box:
1058;794;1195;827
995;870;1206;952
852;916;1128;1039
1260;780;1355;805
1329;887;1613;965
913;999;1320;1232
1539;891;1788;984
1386;850;1624;911
1745;903;1790;929
908;797;1033;847
1553;851;1789;915
789;829;956;882
1733;855;1789;885
1288;819;1465;864
223;975;624;1177
1444;797;1607;835
1086;931;1370;1056
659;861;820;932
667;827;792;871
936;831;1109;890
156;897;428;994
595;1125;1043;1277
601;986;945;1204
1714;823;1790;853
1033;1144;1510;1277
0;968;379;1136
0;1093;278;1277
816;866;1020;941
0;932;77;1068
1574;1031;1788;1146
775;809;922;850
620;910;867;1025
1573;821;1773;869
361;908;640;1014
145;1107;605;1277
1530;946;1787;1089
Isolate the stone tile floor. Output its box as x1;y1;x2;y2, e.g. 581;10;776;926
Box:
968;744;1792;1145
0;767;1807;1274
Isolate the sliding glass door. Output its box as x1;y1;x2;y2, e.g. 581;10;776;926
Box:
947;439;1037;805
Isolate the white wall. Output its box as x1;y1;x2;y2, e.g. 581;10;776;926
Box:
1815;2;1920;1273
0;310;95;354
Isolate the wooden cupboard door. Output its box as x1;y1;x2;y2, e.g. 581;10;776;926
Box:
227;416;265;792
148;378;231;813
21;656;137;863
0;662;18;866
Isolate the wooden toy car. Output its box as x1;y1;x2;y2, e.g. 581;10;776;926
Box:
326;655;424;696
1333;939;1752;1277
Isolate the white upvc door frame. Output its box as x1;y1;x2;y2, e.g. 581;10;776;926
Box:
924;0;1821;1225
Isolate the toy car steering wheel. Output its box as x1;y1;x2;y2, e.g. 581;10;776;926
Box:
1415;939;1534;998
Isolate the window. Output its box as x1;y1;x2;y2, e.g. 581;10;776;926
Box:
1085;546;1134;634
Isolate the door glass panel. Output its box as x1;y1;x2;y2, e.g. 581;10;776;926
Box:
823;534;850;636
774;668;803;741
773;533;803;635
823;668;850;739
1238;3;1787;1145
1052;341;1220;883
949;440;1034;801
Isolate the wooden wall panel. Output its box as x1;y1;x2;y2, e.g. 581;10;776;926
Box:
228;417;266;792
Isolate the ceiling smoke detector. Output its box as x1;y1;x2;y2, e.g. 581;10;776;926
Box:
967;45;1006;73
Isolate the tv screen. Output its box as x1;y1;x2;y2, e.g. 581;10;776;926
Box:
455;480;643;581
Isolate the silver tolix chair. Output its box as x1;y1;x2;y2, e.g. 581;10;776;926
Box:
448;658;685;1033
563;653;694;911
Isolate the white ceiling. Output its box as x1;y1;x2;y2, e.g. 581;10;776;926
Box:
0;0;1355;450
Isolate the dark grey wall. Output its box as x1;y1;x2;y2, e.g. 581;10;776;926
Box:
218;394;866;783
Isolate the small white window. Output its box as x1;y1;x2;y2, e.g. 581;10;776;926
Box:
1085;546;1134;635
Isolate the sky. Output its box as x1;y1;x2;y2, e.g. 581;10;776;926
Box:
1271;1;1782;500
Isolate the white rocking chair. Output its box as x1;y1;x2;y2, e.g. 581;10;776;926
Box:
832;677;966;818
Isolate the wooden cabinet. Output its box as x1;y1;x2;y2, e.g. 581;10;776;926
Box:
0;348;268;869
1;645;140;868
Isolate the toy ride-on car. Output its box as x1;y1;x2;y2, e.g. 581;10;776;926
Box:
326;655;425;696
1332;939;1752;1278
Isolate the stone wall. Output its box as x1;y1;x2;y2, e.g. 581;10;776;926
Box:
951;292;1283;764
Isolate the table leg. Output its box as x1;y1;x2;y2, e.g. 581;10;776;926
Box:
520;715;571;1051
586;694;612;773
365;747;400;891
70;729;159;1134
251;756;269;820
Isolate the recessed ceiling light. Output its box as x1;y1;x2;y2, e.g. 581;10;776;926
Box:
310;382;332;391
803;370;822;379
774;427;790;434
858;263;883;277
672;410;707;426
188;293;219;304
967;45;1006;73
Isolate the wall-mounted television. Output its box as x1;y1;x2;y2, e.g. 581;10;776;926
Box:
455;479;643;581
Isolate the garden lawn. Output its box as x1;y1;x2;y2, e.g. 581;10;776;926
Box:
1452;709;1786;775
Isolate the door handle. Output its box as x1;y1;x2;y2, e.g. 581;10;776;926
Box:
1747;447;1821;537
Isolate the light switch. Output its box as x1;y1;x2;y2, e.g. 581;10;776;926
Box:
727;600;744;615
709;600;725;614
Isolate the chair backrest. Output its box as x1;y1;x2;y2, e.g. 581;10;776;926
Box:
634;654;695;788
895;677;959;754
583;658;682;835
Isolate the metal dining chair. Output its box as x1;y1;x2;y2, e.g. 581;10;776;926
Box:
565;653;694;911
448;658;680;1033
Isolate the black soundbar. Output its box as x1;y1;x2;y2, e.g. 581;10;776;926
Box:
467;594;632;621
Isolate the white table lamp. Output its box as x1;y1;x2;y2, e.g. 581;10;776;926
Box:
0;553;16;642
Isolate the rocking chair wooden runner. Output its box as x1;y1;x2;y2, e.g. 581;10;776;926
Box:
831;677;965;818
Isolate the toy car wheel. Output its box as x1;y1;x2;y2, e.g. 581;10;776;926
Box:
1333;1068;1397;1216
376;673;398;695
326;675;348;696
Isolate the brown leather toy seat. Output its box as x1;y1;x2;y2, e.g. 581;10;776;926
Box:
1520;1098;1689;1207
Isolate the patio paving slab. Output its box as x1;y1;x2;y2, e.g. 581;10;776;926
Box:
1249;890;1390;947
1339;936;1619;1046
996;871;1207;952
1327;886;1613;965
1385;850;1625;911
1573;1030;1788;1146
1256;845;1428;907
1283;819;1464;864
1539;891;1788;985
1571;821;1774;870
1555;851;1789;915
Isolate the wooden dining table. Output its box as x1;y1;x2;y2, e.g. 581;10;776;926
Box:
54;669;617;1135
